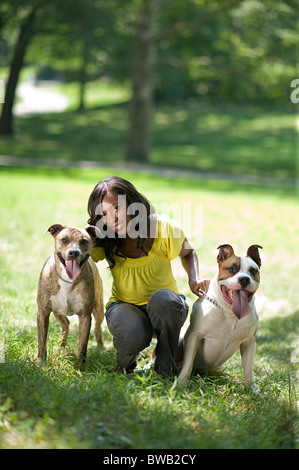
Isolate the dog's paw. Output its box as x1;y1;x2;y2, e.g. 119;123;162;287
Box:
177;373;189;384
245;381;260;396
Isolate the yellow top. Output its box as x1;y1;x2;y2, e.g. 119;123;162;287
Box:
91;215;185;308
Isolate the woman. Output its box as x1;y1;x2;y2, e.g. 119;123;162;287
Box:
87;176;209;377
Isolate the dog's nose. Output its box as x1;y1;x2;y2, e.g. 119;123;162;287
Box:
68;249;80;259
239;276;250;288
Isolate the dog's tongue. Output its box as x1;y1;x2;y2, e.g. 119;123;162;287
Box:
232;289;250;319
65;260;81;280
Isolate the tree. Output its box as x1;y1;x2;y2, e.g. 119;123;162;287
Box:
125;0;158;162
125;0;243;163
27;1;113;112
0;5;37;135
0;0;110;134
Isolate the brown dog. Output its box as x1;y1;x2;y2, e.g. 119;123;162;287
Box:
37;224;104;365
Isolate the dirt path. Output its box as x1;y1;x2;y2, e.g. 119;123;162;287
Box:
13;80;69;115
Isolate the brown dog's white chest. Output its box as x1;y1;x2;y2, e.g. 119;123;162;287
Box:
50;280;84;316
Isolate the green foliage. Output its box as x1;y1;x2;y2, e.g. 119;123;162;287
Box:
155;0;298;103
1;0;297;104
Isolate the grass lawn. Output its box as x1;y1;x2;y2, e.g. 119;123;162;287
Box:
0;166;298;449
0;78;297;181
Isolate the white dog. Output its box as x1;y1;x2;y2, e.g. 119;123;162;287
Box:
178;244;262;391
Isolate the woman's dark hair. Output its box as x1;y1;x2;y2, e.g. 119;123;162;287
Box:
87;176;152;268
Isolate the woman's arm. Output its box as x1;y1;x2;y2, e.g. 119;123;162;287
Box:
179;238;210;298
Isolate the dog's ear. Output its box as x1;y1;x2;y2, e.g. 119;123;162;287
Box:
217;244;235;263
247;244;263;268
46;224;65;238
85;225;103;242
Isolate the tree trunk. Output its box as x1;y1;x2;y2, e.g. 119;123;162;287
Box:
125;0;158;163
78;41;88;111
0;9;36;135
125;0;241;163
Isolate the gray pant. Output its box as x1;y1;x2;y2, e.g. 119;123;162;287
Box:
105;289;188;376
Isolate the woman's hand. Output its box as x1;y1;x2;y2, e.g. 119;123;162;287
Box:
189;278;210;298
179;242;210;299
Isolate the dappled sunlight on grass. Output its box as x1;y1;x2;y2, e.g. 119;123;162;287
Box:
152;103;296;178
0;101;296;180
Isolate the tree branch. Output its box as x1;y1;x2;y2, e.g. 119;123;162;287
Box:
155;0;243;41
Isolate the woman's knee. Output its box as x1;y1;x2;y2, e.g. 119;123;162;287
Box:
106;302;152;353
147;289;188;323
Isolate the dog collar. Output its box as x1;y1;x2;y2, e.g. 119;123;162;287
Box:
53;264;83;285
198;289;225;312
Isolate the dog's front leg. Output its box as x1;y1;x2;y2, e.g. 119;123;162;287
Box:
240;337;258;393
93;271;104;347
54;313;70;347
77;314;92;365
37;309;50;363
93;294;104;347
178;331;202;383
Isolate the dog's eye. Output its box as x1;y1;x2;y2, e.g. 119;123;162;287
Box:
249;267;257;275
61;237;68;244
80;239;89;246
226;264;239;274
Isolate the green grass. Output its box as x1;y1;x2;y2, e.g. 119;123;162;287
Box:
53;79;131;110
0;167;298;449
0;78;297;180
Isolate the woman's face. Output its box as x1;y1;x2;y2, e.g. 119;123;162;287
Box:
100;190;130;237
